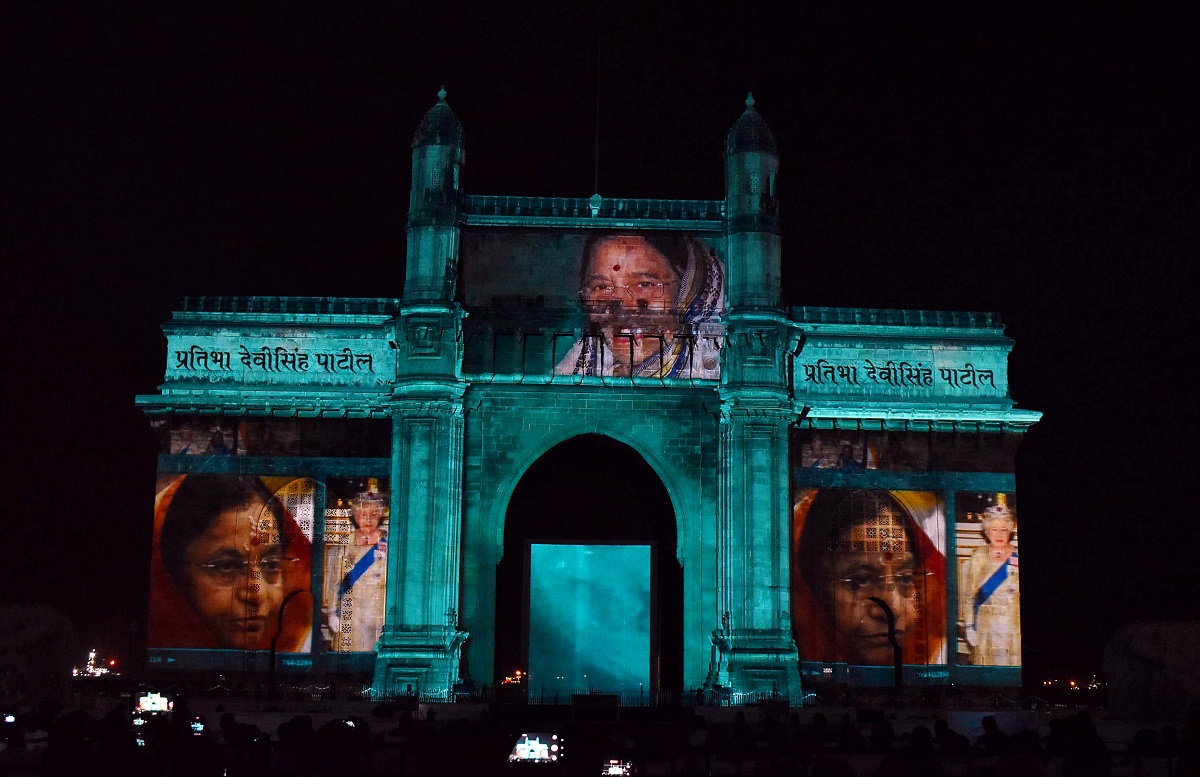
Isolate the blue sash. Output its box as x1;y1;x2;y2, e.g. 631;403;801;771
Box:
337;537;386;614
972;552;1015;628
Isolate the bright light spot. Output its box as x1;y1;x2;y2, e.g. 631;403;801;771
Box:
72;648;117;678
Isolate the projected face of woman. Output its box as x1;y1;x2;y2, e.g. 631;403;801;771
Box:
353;500;384;542
180;497;284;649
824;513;919;665
580;236;681;374
985;520;1013;549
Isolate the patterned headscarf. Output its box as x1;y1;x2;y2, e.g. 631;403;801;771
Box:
572;234;724;378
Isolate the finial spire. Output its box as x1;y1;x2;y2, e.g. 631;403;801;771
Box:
726;91;776;154
413;85;463;148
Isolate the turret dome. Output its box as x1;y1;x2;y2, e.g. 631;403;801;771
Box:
413;86;463;148
725;92;776;155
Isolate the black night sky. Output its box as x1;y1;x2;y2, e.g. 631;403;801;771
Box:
6;5;1197;680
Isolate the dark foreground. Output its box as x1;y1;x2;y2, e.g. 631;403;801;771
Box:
1;698;1196;776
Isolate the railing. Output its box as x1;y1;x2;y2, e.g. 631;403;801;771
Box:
176;296;400;316
463;194;724;223
791;306;1003;329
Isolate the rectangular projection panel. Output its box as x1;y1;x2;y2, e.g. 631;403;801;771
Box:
790;488;948;670
789;426;1022;686
147;418;392;669
148;473;316;654
322;478;391;653
459;231;725;380
791;428;1018;473
528;544;650;695
955;492;1020;668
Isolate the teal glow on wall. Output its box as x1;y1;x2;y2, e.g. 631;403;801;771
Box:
135;93;1042;700
528;544;651;697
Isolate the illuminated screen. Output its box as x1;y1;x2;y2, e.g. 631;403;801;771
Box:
148;418;390;664
793;429;1018;473
460;231;724;379
321;478;390;653
159;417;391;457
508;733;564;763
789;428;1022;684
955;492;1020;667
136;692;172;713
506;733;561;762
791;488;947;668
148;473;316;652
528;544;650;696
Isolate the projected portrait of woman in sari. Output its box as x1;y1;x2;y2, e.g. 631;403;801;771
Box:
554;233;724;379
791;488;947;667
148;474;312;652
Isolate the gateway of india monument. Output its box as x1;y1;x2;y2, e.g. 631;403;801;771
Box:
136;89;1038;704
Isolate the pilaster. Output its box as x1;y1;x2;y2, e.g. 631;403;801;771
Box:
374;146;470;698
710;389;803;703
372;395;468;698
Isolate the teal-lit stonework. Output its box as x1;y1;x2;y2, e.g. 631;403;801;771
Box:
137;91;1039;702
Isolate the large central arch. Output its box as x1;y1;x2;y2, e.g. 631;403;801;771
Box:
495;434;683;702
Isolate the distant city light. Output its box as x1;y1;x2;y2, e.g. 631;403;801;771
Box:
71;648;119;678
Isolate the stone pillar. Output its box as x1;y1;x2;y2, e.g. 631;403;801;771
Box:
711;311;804;703
372;393;468;698
711;386;803;704
372;88;471;698
709;94;802;703
375;243;469;694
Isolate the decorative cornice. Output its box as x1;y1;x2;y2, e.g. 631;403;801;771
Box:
726;212;781;236
462;194;724;231
791;306;1003;331
389;380;467;403
133;396;392;418
796;406;1042;432
175;296;400;318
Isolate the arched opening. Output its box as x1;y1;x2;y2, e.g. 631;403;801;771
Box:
495;434;682;703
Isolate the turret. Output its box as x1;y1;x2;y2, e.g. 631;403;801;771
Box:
724;93;781;310
405;87;465;301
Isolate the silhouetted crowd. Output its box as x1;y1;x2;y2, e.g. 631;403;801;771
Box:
2;696;1198;776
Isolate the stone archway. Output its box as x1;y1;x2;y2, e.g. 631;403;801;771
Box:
495;434;682;702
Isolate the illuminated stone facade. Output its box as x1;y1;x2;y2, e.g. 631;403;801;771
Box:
137;92;1038;702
